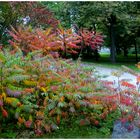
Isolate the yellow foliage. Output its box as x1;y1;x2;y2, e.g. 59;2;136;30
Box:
5;97;20;107
18;117;25;124
40;87;47;92
23;80;37;86
5;97;13;104
2;92;6;101
36;111;44;119
29;115;33;121
59;96;64;102
136;62;140;69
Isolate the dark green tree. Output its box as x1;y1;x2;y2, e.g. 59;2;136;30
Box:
45;1;140;62
0;2;18;45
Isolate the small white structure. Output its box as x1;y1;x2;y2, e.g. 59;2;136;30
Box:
99;47;110;54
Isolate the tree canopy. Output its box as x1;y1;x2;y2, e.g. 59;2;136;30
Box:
0;1;139;62
45;1;140;62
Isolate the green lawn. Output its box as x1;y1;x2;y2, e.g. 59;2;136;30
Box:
81;53;140;72
36;114;118;139
39;123;111;139
0;121;112;139
1;112;120;139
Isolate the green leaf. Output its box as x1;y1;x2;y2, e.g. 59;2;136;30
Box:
92;104;103;110
56;108;61;115
57;102;66;108
48;102;56;110
73;94;82;100
20;105;33;113
11;98;20;108
0;52;6;62
7;75;30;82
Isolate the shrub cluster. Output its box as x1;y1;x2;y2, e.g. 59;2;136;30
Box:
0;49;119;136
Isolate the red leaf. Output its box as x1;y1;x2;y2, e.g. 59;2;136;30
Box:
2;109;8;118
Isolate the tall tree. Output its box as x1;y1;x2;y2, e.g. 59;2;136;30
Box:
0;2;59;46
45;1;140;62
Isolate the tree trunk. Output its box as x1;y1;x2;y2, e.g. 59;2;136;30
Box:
64;42;66;58
0;34;2;44
63;33;67;58
110;23;116;63
116;47;121;55
78;28;85;59
94;49;99;61
134;38;138;62
0;30;3;44
123;47;128;57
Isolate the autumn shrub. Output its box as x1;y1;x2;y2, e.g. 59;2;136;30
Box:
9;26;59;56
79;29;104;50
56;27;104;58
0;49;119;136
9;26;82;58
19;55;119;136
0;50;42;122
56;26;81;57
1;49;138;137
9;25;104;60
78;29;104;58
108;68;140;132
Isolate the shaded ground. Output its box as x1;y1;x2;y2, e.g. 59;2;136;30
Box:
81;53;140;72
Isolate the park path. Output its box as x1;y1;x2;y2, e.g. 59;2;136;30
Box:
92;66;137;86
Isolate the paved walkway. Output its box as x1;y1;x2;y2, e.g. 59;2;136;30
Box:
92;66;137;86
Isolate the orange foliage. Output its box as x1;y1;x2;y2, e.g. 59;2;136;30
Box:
121;81;136;89
9;26;60;55
56;27;81;55
79;29;104;50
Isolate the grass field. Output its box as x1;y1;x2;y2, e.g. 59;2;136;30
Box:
0;120;112;139
0;125;111;139
1;113;119;138
81;53;140;72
